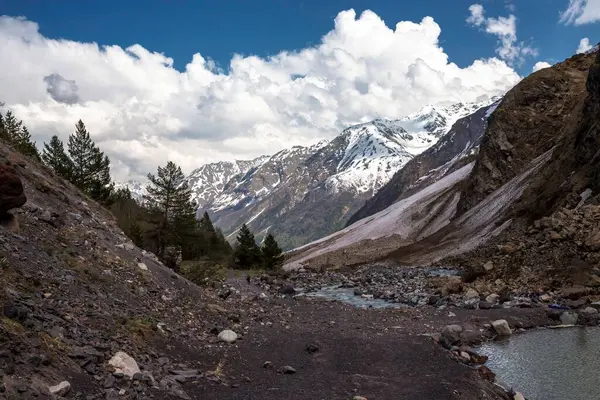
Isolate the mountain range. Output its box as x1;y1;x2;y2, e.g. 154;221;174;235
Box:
119;96;499;249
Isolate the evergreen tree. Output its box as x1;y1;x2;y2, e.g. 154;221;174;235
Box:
3;111;22;140
42;135;74;180
0;112;7;141
144;161;198;263
13;126;40;160
234;223;261;269
129;220;144;247
67;120;114;203
261;233;284;270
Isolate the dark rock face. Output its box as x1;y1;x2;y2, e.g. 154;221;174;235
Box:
0;165;26;217
347;103;495;226
457;51;596;217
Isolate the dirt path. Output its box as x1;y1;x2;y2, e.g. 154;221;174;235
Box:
178;286;549;400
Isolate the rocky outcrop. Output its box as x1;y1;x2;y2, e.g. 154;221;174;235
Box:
0;164;26;218
457;52;596;216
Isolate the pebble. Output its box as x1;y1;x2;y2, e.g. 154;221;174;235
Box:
280;365;296;374
108;351;141;378
218;329;238;343
48;381;71;397
353;397;368;400
580;307;598;314
560;311;578;325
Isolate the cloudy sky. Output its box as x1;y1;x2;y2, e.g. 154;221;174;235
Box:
0;0;598;181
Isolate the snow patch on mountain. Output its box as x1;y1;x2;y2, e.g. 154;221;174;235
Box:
114;180;147;201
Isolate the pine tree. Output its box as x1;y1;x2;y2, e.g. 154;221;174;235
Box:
3;111;22;141
261;233;284;270
0;112;7;141
67;120;114;203
234;223;261;269
42;135;74;180
144;161;197;263
129;220;144;247
13;126;40;160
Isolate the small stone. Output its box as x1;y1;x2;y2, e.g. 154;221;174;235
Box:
539;294;552;302
483;261;494;271
485;293;500;304
279;285;296;295
562;286;589;300
428;295;440;305
353;397;368;400
305;343;319;354
48;381;71;397
514;392;526;400
137;263;148;271
560;311;578;325
279;365;296;374
104;375;116;388
581;307;599;314
478;301;492;310
217;329;238;343
477;365;495;381
132;372;143;381
263;361;273;368
459;351;471;362
465;288;479;299
491;320;512;336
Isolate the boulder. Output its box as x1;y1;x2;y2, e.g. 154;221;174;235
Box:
580;307;598;315
441;325;463;344
48;381;71;397
465;288;480;299
108;351;141;378
0;165;27;217
217;329;238;343
560;311;578;325
561;286;589;300
485;294;500;304
478;301;492;310
279;285;296;295
491;320;512;336
441;277;463;296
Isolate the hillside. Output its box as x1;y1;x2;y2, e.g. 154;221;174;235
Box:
285;50;599;280
0;139;515;399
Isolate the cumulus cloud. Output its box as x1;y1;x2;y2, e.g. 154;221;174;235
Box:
43;73;80;104
467;4;537;66
560;0;600;25
0;11;521;181
576;37;594;53
532;61;552;72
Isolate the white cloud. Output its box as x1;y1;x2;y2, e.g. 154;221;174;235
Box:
467;4;538;65
532;61;552;72
560;0;600;25
0;11;521;181
576;37;593;53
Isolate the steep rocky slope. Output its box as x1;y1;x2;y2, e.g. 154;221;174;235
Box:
285;50;599;278
347;100;499;226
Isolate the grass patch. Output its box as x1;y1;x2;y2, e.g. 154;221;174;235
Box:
1;317;25;336
124;317;156;344
180;260;227;285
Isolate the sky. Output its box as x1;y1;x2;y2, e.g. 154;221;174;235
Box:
0;0;598;181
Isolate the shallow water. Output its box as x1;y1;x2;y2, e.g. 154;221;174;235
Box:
300;286;408;309
476;327;600;400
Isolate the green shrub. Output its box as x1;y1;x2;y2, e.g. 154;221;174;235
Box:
180;259;226;285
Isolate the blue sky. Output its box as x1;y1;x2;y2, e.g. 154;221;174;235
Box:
1;0;596;74
0;0;598;179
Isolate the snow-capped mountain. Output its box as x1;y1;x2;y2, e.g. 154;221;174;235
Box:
114;180;147;201
191;97;498;249
186;156;270;208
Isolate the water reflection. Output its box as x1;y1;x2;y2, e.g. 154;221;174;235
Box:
476;327;600;400
299;286;408;309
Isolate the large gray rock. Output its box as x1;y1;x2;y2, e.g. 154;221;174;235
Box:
491;320;512;336
560;311;579;325
217;329;238;343
442;325;463;344
48;381;71;397
108;351;141;378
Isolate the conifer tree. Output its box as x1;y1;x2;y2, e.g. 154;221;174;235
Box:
3;111;22;140
261;233;284;270
144;161;197;262
67;120;113;203
13;126;40;160
234;223;261;269
42;135;74;180
0;112;7;141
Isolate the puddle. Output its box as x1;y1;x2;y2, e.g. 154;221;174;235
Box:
475;326;600;400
